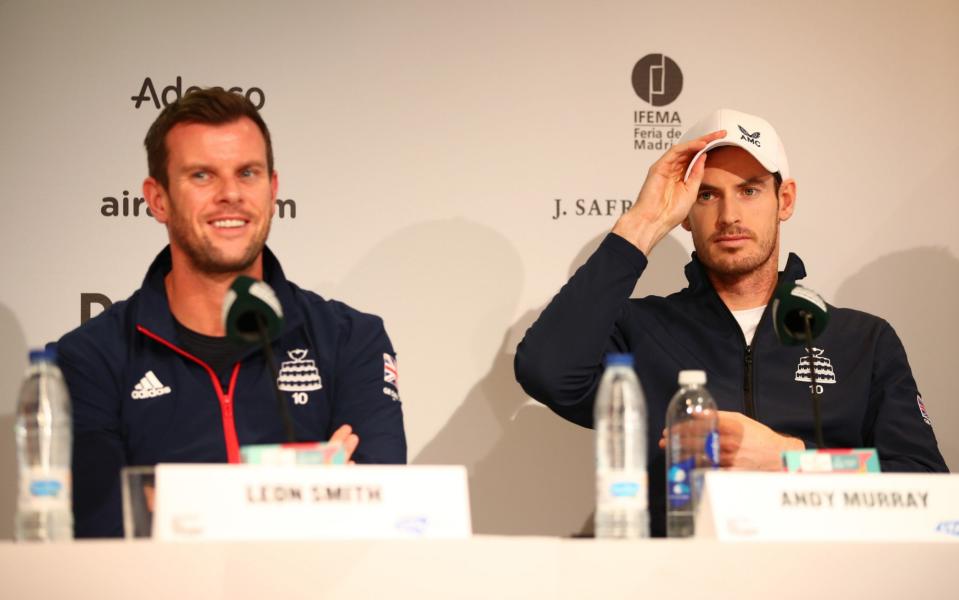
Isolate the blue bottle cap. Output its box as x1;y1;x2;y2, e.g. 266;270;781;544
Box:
605;353;634;367
28;347;57;363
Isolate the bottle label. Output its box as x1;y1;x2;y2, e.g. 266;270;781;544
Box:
667;457;695;509
19;466;71;511
597;470;648;511
705;430;720;467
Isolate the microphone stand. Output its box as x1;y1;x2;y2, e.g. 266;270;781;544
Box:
256;313;297;443
801;311;826;449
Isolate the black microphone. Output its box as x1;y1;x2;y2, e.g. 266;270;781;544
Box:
771;282;829;346
771;282;830;449
223;276;296;443
223;276;284;343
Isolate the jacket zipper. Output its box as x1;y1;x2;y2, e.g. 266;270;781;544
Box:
715;299;758;419
743;346;755;419
715;297;762;419
136;325;243;463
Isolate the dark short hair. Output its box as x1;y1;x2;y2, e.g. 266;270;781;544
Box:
773;171;783;197
144;87;274;190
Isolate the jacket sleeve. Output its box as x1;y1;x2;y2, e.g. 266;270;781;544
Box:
332;311;407;464
56;331;126;538
514;233;648;427
867;322;948;472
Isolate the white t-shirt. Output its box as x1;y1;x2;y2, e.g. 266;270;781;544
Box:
731;305;766;345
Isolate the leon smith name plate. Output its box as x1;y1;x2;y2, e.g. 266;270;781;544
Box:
153;464;471;541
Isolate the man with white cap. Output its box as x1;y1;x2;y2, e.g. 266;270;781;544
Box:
514;108;947;537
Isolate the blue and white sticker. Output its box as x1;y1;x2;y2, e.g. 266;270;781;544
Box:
935;520;959;537
705;431;720;467
610;481;641;498
395;515;429;536
19;467;71;511
596;470;648;511
667;457;694;509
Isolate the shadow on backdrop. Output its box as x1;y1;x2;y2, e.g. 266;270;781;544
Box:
416;231;691;536
332;218;522;525
834;247;959;471
0;303;28;539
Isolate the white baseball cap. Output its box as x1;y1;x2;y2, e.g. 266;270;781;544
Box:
678;108;789;181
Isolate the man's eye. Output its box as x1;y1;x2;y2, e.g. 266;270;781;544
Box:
744;187;759;197
192;171;208;180
241;168;255;178
698;191;714;202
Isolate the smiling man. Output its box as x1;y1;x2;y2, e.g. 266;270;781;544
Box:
57;88;406;537
515;108;947;537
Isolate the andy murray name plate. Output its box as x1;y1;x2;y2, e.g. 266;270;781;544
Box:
695;472;959;542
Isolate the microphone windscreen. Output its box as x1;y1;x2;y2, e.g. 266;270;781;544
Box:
222;275;284;343
771;282;830;346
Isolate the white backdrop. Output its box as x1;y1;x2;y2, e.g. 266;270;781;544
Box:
1;0;956;538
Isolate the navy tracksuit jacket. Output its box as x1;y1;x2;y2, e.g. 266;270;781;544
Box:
515;233;947;537
57;246;406;537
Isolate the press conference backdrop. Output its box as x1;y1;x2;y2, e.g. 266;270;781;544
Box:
0;0;956;539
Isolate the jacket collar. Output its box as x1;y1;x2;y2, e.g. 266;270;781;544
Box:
135;245;302;342
683;251;807;295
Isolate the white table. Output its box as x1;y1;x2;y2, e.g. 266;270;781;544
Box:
1;536;955;599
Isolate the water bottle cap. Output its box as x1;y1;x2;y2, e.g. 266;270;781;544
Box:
605;353;634;367
28;347;57;363
678;369;706;386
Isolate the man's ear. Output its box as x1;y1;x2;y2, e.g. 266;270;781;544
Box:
778;178;797;222
681;216;692;232
143;177;169;224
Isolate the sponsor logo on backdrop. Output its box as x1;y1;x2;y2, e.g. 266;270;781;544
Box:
100;193;298;219
81;293;111;324
551;198;634;221
131;76;266;109
552;55;686;220
631;54;684;152
632;54;683;106
101;190;153;217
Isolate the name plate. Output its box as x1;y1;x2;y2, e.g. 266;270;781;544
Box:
153;464;472;541
695;472;959;542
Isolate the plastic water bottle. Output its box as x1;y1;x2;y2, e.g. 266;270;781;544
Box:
594;353;648;538
15;348;73;541
665;369;718;538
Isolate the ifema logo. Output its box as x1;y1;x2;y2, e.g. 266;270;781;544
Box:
630;54;684;151
631;54;683;107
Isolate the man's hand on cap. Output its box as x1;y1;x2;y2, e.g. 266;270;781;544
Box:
612;130;725;255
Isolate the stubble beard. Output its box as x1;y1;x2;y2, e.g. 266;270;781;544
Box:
168;209;272;275
700;226;779;280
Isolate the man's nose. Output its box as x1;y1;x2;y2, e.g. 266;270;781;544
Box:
716;196;741;227
217;177;241;203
